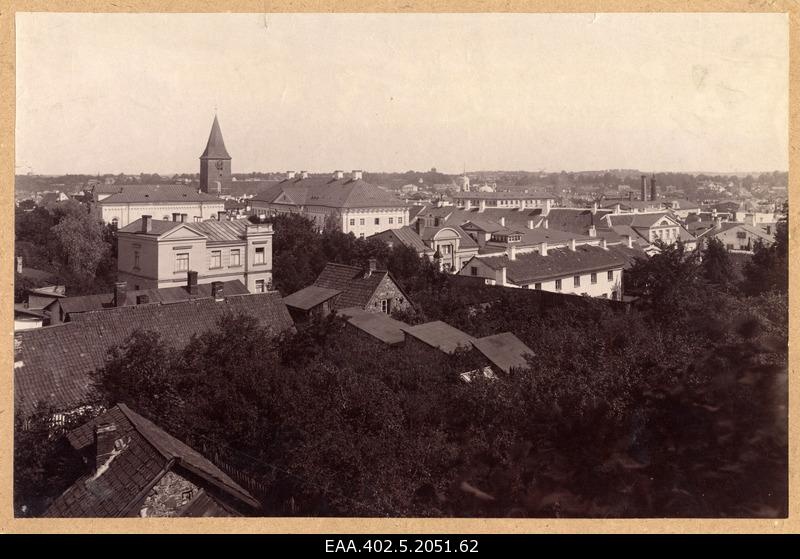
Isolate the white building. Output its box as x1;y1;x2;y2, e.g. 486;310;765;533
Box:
92;184;225;229
460;239;629;300
250;170;409;237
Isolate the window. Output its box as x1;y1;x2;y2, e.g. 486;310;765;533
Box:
389;217;394;224
736;231;747;239
591;272;597;284
350;219;355;226
555;279;562;291
375;218;380;225
210;250;222;269
442;245;452;254
254;247;265;265
534;283;541;290
134;251;140;270
255;279;266;293
573;275;580;287
230;249;241;267
194;216;202;222
471;266;478;276
607;270;613;281
360;218;365;226
398;217;403;224
380;299;390;314
162;215;169;220
175;253;189;272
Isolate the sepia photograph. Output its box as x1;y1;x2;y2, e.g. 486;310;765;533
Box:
7;6;791;526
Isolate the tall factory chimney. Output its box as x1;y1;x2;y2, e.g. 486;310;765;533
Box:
650;174;658;201
640;175;648;201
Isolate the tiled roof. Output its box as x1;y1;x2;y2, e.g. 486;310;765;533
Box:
14;293;294;417
253;176;408;209
98;185;223;204
408;205;428;221
606;212;673;229
283;285;341;311
57;280;250;316
471;332;535;374
312;262;402;310
477;245;628;285
338;307;407;346
117;219;182;236
44;404;257;517
401;321;476;355
200;115;231;159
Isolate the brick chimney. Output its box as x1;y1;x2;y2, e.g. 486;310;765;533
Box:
540;241;548;256
365;257;377;278
141;215;152;233
499;216;505;227
136;294;150;305
542;198;551;217
95;422;118;471
286;171;296;180
591;201;598;215
601;238;608;250
211;281;224;299
187;270;199;295
509;244;517;261
300;170;309;179
114;282;127;307
623;234;633;249
478;199;486;213
217;210;226;221
352;170;363;181
650;174;657;201
16;256;22;274
589;225;597;237
569;238;577;251
172;212;180;222
527;219;535;230
334;170;344;180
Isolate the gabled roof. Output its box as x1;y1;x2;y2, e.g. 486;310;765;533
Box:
200;115;231;160
372;226;435;255
57;280;250;316
401;321;476;355
312;262;411;310
605;212;676;229
98;185;223;204
475;245;628;285
283;285;341;311
44;404;257;517
471;332;535;374
252;176;408;209
338;307;407;346
14;293;294;417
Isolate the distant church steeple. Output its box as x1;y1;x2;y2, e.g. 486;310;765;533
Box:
199;115;232;195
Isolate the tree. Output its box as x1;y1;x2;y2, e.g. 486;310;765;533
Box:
625;240;702;310
742;202;788;295
701;237;734;288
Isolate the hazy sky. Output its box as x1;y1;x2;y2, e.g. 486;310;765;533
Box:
16;12;788;175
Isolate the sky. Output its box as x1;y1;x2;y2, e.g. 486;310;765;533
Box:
15;12;789;175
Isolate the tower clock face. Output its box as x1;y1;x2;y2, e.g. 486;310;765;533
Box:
215;160;224;170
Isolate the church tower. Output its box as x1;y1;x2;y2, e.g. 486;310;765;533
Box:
199;115;232;195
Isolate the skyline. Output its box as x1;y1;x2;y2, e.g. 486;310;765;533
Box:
15;12;789;175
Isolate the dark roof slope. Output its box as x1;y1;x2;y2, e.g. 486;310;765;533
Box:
545;208;611;236
44;404;257;517
401;321;476;354
477;245;629;285
338;307;407;346
283;285;341;311
471;332;535;374
200;115;231;159
14;293;294;417
58;280;250;316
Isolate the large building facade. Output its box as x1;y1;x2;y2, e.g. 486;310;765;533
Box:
93;185;225;228
250;170;409;237
117;215;274;293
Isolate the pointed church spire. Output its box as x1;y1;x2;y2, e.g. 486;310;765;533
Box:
200;115;231;159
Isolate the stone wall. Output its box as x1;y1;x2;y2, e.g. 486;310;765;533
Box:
365;275;412;314
139;470;200;517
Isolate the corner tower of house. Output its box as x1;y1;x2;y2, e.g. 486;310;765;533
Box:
199;115;232;196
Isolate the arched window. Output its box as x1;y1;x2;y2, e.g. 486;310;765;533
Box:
162;215;170;221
